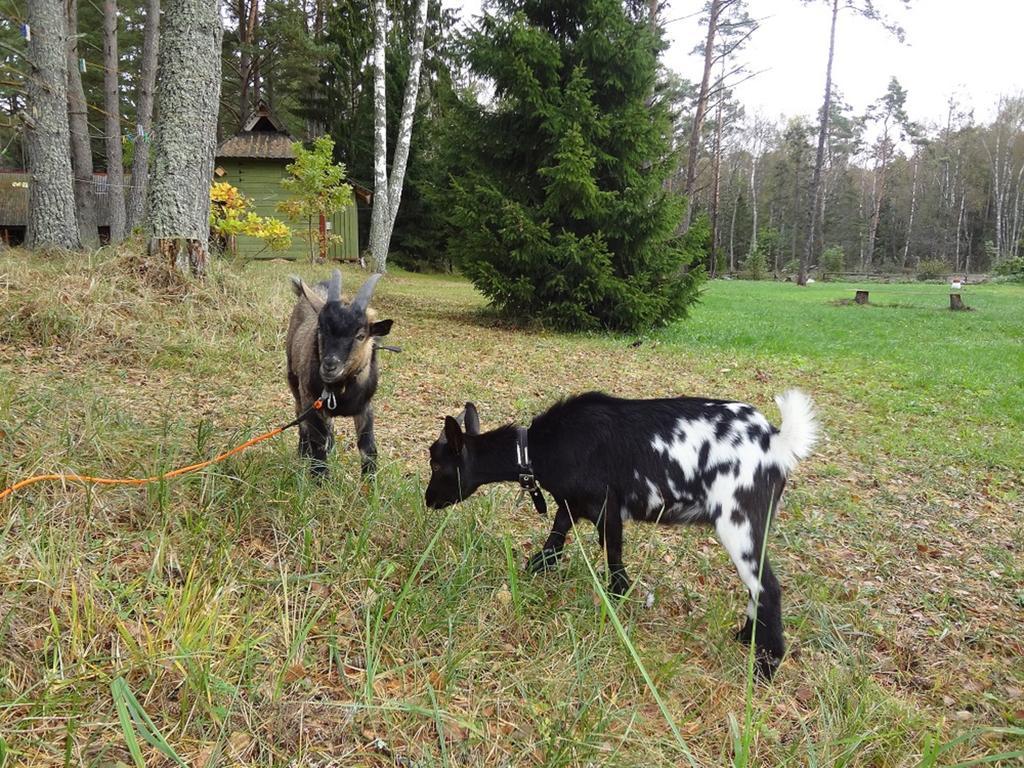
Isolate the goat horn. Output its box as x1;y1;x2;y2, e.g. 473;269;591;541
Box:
352;273;381;313
327;269;342;303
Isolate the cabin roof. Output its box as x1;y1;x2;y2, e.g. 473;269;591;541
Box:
216;101;297;160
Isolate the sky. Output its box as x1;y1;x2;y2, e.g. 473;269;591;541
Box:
660;0;1022;128
446;0;1022;129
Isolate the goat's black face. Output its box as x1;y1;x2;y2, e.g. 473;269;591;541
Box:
424;403;481;509
316;301;392;385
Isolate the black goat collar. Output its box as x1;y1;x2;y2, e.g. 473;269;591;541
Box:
515;426;547;516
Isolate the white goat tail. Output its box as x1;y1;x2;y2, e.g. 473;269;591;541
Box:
772;389;819;475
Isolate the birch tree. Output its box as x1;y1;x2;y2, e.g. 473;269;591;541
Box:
745;114;773;259
146;0;223;274
368;0;429;273
24;0;80;250
799;0;910;284
982;96;1024;263
66;0;99;247
125;0;160;233
104;0;127;244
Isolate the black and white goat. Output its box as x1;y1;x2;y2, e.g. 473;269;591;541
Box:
425;390;818;678
286;270;393;476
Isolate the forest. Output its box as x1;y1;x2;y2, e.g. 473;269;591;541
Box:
3;0;1023;287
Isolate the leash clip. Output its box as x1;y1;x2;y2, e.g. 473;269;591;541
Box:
321;388;337;411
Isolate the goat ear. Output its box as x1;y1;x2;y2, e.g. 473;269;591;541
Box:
369;319;393;337
291;276;326;313
464;402;480;435
443;416;464;455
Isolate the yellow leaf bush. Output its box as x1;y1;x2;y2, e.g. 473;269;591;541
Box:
210;182;292;252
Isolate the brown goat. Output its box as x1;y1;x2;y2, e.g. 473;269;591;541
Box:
286;270;393;476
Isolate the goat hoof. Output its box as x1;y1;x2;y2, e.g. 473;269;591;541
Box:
754;648;782;682
360;460;378;476
526;548;561;574
608;570;632;598
735;619;754;645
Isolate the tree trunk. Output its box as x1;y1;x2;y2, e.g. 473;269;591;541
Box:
949;293;966;311
1010;161;1024;259
800;0;838;286
748;128;761;259
682;0;722;232
865;138;889;270
237;0;259;124
728;167;739;272
369;0;428;273
65;0;99;248
103;0;127;244
24;0;80;250
955;182;965;272
902;155;918;269
709;79;724;276
125;0;160;233
147;0;223;275
368;0;389;271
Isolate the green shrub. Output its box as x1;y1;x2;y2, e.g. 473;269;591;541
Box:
993;257;1024;280
782;258;799;275
916;259;948;280
744;248;768;280
821;245;845;279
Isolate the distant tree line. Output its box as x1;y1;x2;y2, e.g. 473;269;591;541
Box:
682;81;1024;278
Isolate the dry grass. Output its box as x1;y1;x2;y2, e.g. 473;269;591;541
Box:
0;247;1022;767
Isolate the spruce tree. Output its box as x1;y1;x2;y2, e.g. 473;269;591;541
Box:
447;0;705;331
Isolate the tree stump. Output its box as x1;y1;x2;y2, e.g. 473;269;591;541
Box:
854;290;869;305
950;293;967;311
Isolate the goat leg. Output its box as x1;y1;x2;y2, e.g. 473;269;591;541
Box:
353;405;378;475
527;498;574;574
299;411;334;479
602;496;632;597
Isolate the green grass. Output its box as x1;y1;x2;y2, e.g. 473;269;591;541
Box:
1;248;1022;766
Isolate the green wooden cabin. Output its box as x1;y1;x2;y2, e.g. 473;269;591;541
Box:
215;104;359;262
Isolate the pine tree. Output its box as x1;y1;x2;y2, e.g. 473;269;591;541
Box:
146;0;223;275
446;0;705;332
24;0;80;250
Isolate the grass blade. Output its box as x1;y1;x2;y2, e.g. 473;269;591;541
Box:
111;677;187;767
569;528;701;768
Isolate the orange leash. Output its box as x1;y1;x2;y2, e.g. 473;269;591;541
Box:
0;399;324;503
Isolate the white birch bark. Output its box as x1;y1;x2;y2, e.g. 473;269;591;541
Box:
24;0;80;250
1009;162;1024;259
384;0;428;243
368;0;390;272
955;182;965;272
902;155;918;269
104;0;127;244
369;0;429;274
146;0;223;274
748;152;758;256
125;0;160;233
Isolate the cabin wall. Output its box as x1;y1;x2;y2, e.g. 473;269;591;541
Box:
216;158;358;262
